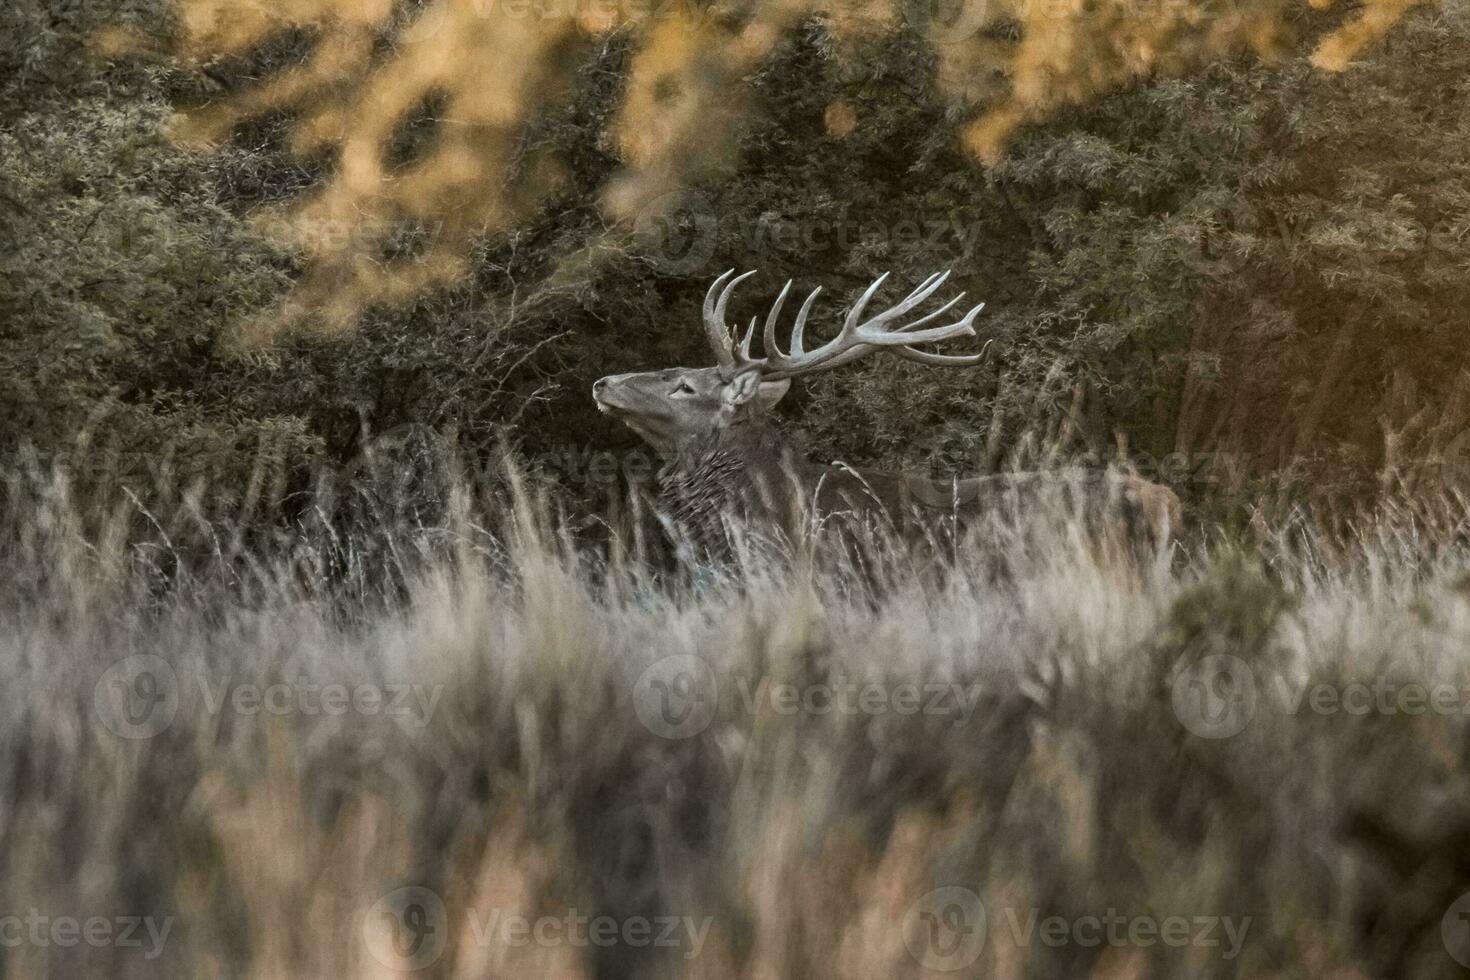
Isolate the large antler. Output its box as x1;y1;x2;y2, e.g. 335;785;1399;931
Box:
701;269;986;381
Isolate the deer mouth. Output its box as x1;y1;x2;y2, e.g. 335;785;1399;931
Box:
592;381;639;418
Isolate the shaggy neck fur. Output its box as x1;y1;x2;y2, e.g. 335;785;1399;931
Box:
657;412;796;559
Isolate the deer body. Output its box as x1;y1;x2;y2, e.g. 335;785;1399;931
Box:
593;271;1181;558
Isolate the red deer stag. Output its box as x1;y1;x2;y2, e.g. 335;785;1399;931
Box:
593;270;1181;559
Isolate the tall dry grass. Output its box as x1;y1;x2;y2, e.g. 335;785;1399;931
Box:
4;459;1470;977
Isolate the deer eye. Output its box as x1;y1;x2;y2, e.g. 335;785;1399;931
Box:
673;381;697;395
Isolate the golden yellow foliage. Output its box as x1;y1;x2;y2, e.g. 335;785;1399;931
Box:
1311;0;1429;70
150;0;1431;336
824;99;859;137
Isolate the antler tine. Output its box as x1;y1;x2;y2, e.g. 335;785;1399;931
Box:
703;270;736;369
861;299;984;348
891;336;991;367
703;269;735;322
762;280;793;361
904;299;986;347
769;273;986;379
791;270;964;372
891;270;953;318
892;291;964;334
715;270;757;334
789;285;822;356
704;269;756;372
840;270;949;338
882;271;953;327
820;343;987;373
815;303;988;372
839;272;891;340
740;316;758;361
703;269;986;382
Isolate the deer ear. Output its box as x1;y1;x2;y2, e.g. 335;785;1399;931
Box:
723;368;765;408
756;378;791;410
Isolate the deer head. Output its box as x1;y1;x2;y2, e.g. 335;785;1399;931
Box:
593;270;988;455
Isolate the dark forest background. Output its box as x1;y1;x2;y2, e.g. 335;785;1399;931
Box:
3;0;1467;533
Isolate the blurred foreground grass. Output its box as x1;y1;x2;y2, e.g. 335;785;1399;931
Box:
3;460;1470;978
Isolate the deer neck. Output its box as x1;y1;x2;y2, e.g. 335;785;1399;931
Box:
657;413;800;553
664;411;784;472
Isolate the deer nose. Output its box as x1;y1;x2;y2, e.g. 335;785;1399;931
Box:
593;377;608;395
